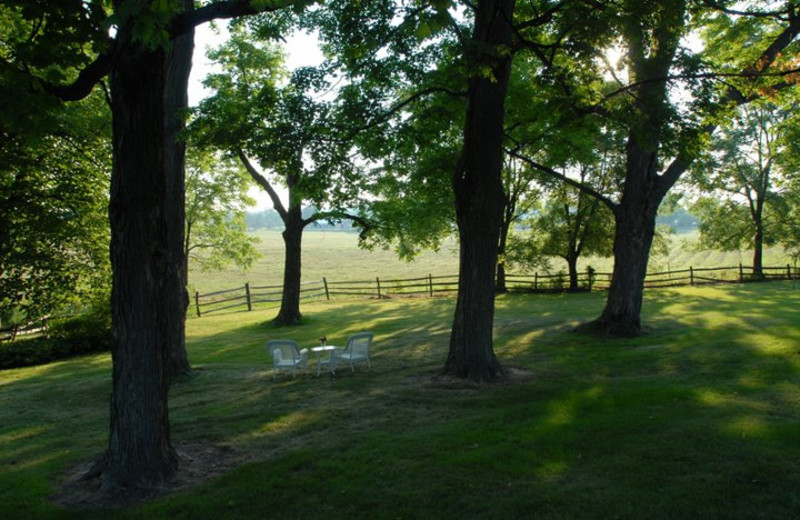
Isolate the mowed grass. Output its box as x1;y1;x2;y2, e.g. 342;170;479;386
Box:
188;230;460;294
2;282;800;518
190;229;794;294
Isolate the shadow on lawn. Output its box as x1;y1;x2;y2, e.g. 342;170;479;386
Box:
159;321;800;518
3;283;800;517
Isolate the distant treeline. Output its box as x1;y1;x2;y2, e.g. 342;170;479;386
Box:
657;207;697;234
245;207;358;231
246;206;698;234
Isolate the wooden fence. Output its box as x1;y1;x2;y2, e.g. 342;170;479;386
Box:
193;262;798;317
0;315;51;342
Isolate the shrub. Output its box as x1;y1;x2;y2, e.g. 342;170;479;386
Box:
0;299;111;370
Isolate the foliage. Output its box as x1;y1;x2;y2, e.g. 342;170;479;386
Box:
0;293;111;370
0;1;108;131
689;100;796;254
192;24;365;215
507;185;615;275
357;82;463;259
0;92;111;322
185;147;260;273
1;1;113;323
298;0;469;258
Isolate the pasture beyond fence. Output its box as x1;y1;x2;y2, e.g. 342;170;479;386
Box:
193;262;799;317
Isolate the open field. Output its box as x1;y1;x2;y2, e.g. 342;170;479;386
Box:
2;282;799;519
189;229;794;294
188;230;460;294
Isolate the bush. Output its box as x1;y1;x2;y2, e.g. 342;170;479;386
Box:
0;300;111;370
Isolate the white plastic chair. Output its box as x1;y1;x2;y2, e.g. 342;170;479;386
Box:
268;339;308;379
331;332;373;373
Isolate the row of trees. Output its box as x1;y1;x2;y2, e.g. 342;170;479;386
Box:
3;0;800;496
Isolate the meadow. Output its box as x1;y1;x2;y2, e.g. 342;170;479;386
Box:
1;281;799;519
189;229;795;294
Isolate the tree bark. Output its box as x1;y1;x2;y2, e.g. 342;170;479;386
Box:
566;254;579;291
753;219;764;279
165;0;194;380
274;205;304;325
496;216;510;293
91;21;181;492
583;137;659;337
443;0;515;382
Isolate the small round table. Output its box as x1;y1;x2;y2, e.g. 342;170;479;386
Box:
310;345;338;377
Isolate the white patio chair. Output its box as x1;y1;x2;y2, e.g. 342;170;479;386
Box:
268;339;308;379
331;332;373;373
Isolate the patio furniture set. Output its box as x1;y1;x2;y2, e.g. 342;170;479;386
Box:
268;332;373;379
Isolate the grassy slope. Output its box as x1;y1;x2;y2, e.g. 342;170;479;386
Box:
1;282;799;519
190;230;794;293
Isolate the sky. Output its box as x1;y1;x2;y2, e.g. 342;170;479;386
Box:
188;22;325;210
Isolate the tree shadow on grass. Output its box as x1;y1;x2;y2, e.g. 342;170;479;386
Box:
4;285;800;516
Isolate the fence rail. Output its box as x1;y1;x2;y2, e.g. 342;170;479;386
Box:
193;262;798;317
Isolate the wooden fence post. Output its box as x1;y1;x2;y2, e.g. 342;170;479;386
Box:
739;262;744;283
690;266;694;286
787;264;792;279
245;282;252;311
534;272;538;291
376;277;382;299
195;291;201;317
429;274;433;297
323;277;330;300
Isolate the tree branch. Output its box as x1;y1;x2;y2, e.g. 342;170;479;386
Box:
337;86;467;141
602;67;800;101
506;147;619;212
41;51;114;101
304;210;373;239
170;0;301;36
697;1;792;20
39;1;300;101
236;149;288;221
656;14;800;196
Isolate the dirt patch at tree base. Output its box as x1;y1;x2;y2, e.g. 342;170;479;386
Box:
53;442;251;510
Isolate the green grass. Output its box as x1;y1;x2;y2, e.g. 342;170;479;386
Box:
2;282;800;519
190;229;794;294
189;230;460;294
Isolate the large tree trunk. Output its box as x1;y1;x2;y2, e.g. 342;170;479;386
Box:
584;138;660;337
274;205;304;325
165;0;194;380
91;26;179;492
443;0;515;382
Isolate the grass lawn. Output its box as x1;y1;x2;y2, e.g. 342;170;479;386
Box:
1;282;799;519
189;229;794;295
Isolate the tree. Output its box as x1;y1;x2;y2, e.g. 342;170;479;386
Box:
3;0;313;492
690;101;795;277
441;0;516;381
509;176;615;291
310;0;582;380
509;1;800;336
194;26;367;325
185;148;260;277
